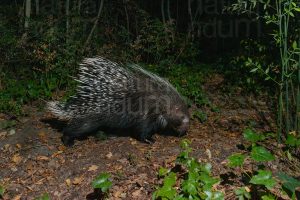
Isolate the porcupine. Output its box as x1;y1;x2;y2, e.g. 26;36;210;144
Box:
47;57;189;146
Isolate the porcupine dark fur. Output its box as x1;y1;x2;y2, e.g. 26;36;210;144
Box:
47;57;189;146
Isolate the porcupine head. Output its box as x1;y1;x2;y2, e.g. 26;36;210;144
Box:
47;57;189;144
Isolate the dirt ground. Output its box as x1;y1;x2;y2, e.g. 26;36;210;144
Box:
0;74;291;200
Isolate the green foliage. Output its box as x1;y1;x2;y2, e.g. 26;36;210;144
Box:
250;146;275;162
234;187;251;200
0;185;5;197
276;172;300;198
249;170;276;189
34;193;50;200
285;133;300;147
153;140;224;200
92;173;113;193
0;120;16;130
227;128;300;199
227;154;246;168
243;129;266;143
226;0;300;138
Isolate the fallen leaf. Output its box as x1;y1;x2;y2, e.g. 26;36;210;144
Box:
66;179;71;187
132;188;143;198
15;144;21;149
88;165;98;172
38;131;47;142
73;176;84;185
12;154;22;164
12;194;21;200
106;152;113;159
58;145;66;151
36;156;49;161
52;151;63;158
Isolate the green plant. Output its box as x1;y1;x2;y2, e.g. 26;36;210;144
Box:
0;185;5;198
226;0;300;140
34;193;50;200
92;173;113;194
227;128;300;199
153;140;224;200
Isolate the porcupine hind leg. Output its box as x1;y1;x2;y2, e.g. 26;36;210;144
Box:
62;117;102;146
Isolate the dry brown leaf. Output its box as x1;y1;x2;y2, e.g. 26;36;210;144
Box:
12;154;22;164
15;143;21;149
51;151;63;158
106;152;113;159
38;131;47;142
73;176;84;185
37;155;49;161
58;145;66;151
132;188;143;198
88;165;98;172
12;194;21;200
65;178;71;187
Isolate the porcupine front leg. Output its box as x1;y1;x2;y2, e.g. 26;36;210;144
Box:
62;117;102;146
135;118;159;144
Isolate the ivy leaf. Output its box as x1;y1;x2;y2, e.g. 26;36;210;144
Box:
243;129;265;143
250;170;276;189
200;173;220;190
158;167;170;177
182;172;198;195
251;146;275;162
92;173;112;192
261;194;276;200
228;153;246;167
154;172;177;199
235;187;251;200
276;172;300;196
204;190;224;200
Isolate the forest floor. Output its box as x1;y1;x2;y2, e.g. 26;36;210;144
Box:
0;74;298;200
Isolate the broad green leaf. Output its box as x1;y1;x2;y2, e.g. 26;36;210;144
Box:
235;187;251;200
201;163;212;174
243;129;265;143
285;134;300;147
276;172;300;196
250;170;276;189
228;153;246;167
292;41;297;50
204;190;224;200
182;174;198;195
173;194;186;200
251;146;275;162
213;191;225;200
154;173;177;199
200;173;220;190
261;194;275;200
250;68;258;73
92;173;112;192
34;193;50;200
158;167;170;177
163;172;177;188
0;185;5;196
294;7;300;12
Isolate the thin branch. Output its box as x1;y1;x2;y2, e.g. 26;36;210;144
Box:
83;0;104;49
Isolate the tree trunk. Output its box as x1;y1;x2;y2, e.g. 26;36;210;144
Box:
24;0;31;30
35;0;39;15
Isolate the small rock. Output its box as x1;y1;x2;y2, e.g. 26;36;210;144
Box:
8;129;16;136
